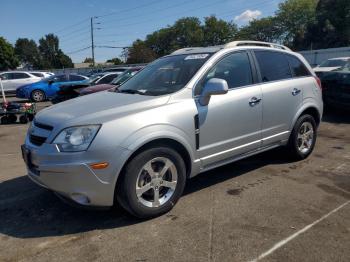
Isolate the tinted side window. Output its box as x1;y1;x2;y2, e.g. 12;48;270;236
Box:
13;72;30;79
69;75;85;81
0;73;11;80
55;75;68;82
255;51;292;82
99;74;118;84
32;72;44;77
197;52;253;94
286;55;311;77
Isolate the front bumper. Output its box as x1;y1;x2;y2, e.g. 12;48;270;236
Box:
22;137;131;207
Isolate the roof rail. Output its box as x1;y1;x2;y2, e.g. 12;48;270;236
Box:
224;41;291;51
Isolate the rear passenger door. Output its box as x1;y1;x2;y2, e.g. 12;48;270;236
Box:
253;50;308;146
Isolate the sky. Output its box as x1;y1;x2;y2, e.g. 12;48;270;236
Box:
1;0;283;63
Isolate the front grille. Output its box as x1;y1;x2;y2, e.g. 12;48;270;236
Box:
30;134;47;146
34;121;53;131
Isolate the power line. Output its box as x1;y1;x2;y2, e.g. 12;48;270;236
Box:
96;0;168;19
66;46;91;55
53;17;90;34
100;0;200;25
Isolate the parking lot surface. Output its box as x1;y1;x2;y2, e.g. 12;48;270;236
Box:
0;100;349;262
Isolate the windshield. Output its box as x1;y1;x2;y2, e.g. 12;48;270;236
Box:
319;59;348;68
117;54;211;96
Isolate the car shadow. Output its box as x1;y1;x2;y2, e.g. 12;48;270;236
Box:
322;108;350;124
0;148;294;239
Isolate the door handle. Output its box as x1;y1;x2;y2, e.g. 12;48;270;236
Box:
292;88;301;96
249;97;262;106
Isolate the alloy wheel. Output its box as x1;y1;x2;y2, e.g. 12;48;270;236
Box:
135;157;178;208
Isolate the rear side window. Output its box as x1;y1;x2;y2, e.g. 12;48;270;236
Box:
69;75;85;81
99;74;118;84
32;72;44;77
13;72;30;79
255;51;292;82
286;55;311;77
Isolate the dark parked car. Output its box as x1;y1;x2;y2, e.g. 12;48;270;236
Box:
321;65;350;110
51;67;144;103
79;67;144;95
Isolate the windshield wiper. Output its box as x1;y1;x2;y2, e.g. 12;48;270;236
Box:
117;89;147;95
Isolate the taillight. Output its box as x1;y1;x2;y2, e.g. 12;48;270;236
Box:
314;76;322;90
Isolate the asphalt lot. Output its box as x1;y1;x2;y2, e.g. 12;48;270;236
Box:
0;99;349;262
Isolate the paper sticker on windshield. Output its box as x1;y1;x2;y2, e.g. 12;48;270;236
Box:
184;54;209;60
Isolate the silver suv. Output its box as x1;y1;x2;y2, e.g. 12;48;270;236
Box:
22;41;323;218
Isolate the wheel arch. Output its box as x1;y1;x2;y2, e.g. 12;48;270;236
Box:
291;103;322;130
113;136;193;205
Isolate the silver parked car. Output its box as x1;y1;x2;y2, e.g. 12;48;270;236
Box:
22;41;323;218
0;71;41;94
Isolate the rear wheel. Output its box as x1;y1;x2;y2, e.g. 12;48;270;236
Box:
19;115;28;124
31;90;46;102
288;114;317;160
117;147;186;218
7;114;17;123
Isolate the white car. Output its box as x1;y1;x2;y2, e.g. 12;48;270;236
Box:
0;71;42;94
313;57;350;75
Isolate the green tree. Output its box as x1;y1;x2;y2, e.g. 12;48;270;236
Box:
145;27;175;57
0;37;18;70
106;57;123;65
236;17;280;43
38;34;73;69
171;17;204;49
126;39;156;64
275;0;318;49
304;0;350;49
203;16;237;46
14;38;41;69
83;57;93;63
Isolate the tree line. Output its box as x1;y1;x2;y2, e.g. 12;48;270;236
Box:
125;0;350;63
1;0;349;70
0;34;73;71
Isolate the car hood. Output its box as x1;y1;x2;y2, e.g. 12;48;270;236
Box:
313;67;341;72
35;91;170;128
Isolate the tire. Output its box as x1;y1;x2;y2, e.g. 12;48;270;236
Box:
31;89;46;102
27;114;34;122
19;115;28;124
288;114;317;160
1;116;9;125
117;147;186;218
7;114;17;123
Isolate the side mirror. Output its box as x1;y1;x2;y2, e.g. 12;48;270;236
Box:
48;80;54;85
199;78;228;106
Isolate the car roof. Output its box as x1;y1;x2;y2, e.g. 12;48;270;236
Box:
171;41;291;55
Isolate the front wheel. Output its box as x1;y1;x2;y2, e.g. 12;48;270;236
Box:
117;147;186;218
288;114;317;160
31;90;46;102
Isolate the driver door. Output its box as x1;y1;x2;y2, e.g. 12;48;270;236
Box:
196;51;263;167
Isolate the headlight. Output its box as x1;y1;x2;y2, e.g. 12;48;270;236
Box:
53;125;100;152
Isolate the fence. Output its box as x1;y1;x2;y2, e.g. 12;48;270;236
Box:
299;46;350;67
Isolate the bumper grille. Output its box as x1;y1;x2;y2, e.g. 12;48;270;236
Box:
34;121;53;131
30;134;47;146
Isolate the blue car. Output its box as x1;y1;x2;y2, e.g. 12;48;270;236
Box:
16;74;89;102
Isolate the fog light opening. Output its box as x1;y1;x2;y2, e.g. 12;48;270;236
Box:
71;193;90;205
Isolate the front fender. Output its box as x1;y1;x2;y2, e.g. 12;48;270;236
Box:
120;124;196;163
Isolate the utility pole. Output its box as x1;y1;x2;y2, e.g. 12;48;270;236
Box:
90;17;95;67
